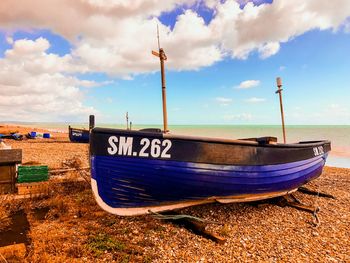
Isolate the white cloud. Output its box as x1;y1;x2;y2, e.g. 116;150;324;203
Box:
258;42;280;59
0;38;97;121
327;104;349;116
106;97;113;104
166;10;223;70
76;80;114;88
287;103;350;124
210;0;350;59
0;0;194;39
245;97;266;103
223;113;253;121
0;0;350;121
215;97;232;103
215;97;233;106
236;0;268;6
0;0;349;78
204;0;217;9
344;18;350;33
5;36;13;44
279;65;286;71
237;80;260;89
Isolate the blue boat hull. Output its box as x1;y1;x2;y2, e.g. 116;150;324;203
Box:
90;128;330;216
69;126;89;143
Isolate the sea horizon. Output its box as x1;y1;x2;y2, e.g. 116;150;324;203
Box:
2;121;350;169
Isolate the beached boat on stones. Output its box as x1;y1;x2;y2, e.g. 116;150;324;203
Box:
68;126;89;143
90;127;330;216
89;45;331;216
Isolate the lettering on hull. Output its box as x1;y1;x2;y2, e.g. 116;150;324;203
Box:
107;136;172;159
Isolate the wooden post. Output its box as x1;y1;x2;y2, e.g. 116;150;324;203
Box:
152;48;169;133
151;24;169;133
89;115;95;131
126;112;129;130
88;115;94;158
159;48;169;133
275;77;286;143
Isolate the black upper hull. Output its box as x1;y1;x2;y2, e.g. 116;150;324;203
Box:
90;128;331;166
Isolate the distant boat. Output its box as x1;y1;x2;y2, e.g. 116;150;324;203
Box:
0;133;23;140
90;128;330;216
68;126;89;143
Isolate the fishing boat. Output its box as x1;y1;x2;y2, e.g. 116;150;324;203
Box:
69;126;89;143
90;129;330;216
89;37;331;216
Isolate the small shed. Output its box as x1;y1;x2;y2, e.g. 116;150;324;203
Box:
0;149;22;194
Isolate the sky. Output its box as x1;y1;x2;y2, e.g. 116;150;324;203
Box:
0;0;349;125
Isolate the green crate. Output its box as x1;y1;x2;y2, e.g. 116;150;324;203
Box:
17;165;49;183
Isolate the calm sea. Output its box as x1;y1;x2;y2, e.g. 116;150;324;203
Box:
14;122;350;168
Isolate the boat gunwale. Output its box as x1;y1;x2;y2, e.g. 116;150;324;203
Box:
69;126;89;133
91;127;330;149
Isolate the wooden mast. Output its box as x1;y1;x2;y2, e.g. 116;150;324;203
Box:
126;112;129;130
152;25;169;133
275;77;286;143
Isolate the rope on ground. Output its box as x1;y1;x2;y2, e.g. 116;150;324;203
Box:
48;167;91;185
312;209;320;227
0;252;8;263
148;210;222;225
49;167;90;174
77;170;91;185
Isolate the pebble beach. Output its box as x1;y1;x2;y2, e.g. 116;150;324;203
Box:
0;124;349;262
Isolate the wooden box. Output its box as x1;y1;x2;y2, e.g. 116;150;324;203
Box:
16;182;49;196
0;149;22;194
0;165;16;194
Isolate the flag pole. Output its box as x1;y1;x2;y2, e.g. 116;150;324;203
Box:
275;77;286;143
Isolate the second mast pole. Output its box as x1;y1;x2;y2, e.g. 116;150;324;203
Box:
159;48;169;133
276;77;286;143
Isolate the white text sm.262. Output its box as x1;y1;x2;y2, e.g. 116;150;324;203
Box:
107;136;172;158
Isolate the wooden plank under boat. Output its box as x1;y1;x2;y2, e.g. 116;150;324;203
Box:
89;127;331;216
